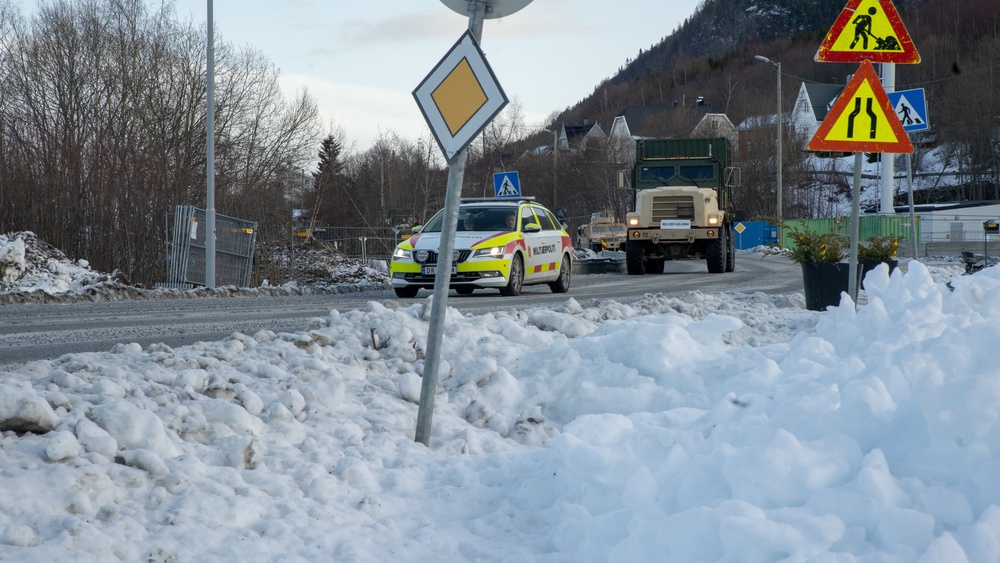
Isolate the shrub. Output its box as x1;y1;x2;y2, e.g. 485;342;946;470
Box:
858;236;899;261
785;222;848;264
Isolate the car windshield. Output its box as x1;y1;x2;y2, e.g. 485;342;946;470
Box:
420;206;519;233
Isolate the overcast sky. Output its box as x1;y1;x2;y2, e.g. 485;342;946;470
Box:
165;0;702;151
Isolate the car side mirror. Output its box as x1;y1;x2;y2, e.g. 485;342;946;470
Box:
523;223;541;233
411;225;422;233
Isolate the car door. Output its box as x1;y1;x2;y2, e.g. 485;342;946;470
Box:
522;205;562;282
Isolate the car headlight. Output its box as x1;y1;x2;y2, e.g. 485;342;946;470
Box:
473;246;505;257
392;248;411;260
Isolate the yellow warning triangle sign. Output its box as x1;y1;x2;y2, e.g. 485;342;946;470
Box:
808;60;913;154
816;0;920;64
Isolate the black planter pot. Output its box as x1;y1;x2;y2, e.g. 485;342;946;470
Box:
859;259;898;286
801;262;850;311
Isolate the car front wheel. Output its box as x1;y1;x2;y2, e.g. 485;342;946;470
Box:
500;254;524;296
548;255;570;293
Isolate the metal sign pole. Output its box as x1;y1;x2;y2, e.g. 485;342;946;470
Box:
907;154;917;258
879;63;896;214
415;0;488;447
848;152;862;305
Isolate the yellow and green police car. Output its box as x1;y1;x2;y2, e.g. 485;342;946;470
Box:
390;198;573;298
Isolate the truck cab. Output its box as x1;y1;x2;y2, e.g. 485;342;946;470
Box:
625;138;740;274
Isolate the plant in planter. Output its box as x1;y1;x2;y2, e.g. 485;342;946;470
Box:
857;235;900;282
858;235;899;261
784;221;850;311
786;225;848;265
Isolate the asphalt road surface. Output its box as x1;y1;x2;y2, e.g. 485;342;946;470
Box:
0;254;803;368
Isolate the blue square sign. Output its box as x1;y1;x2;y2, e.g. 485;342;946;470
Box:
887;88;929;133
493;172;520;198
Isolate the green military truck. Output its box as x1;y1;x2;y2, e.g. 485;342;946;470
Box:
624;137;740;274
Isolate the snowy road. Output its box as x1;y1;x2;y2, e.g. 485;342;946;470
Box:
0;253;803;367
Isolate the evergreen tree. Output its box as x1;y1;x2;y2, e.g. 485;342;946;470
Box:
308;136;344;231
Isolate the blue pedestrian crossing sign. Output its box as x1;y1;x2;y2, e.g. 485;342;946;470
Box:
887;88;929;132
493;171;521;198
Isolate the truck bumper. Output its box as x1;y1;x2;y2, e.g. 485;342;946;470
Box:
627;227;720;243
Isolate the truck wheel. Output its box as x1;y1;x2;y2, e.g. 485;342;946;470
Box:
725;225;736;272
626;240;644;275
548;255;571;293
500;254;524;296
707;228;727;274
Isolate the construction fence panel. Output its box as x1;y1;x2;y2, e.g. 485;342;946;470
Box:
162;206;258;288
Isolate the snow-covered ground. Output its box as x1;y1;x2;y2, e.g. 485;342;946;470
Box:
2;231;998;562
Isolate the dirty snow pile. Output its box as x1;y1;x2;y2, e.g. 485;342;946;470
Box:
0;232;122;298
3;258;1000;561
0;231;389;304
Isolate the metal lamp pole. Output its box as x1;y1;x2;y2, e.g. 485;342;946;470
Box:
755;55;782;246
205;0;216;287
543;128;558;208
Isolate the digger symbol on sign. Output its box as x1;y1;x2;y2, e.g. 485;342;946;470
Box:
850;7;901;51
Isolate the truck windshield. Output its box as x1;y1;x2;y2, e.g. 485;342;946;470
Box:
639;166;675;184
679;165;715;181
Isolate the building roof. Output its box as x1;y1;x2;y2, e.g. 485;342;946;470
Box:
613;106;675;139
802;83;845;121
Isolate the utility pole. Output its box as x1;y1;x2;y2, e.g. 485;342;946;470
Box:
755;55;782;246
205;0;216;288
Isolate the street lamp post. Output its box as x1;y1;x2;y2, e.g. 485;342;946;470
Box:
543;128;558;209
755;55;782;246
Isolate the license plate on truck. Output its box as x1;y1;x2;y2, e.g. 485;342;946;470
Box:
661;219;691;229
422;265;457;275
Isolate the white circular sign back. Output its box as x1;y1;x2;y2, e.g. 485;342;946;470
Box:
439;0;533;19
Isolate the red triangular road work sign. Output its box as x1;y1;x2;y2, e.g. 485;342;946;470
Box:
808;60;914;154
816;0;920;64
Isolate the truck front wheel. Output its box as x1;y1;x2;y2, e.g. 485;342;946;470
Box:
706;228;727;274
725;224;736;272
626;240;645;275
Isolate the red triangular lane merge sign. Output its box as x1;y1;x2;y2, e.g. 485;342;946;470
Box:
808;60;914;154
816;0;920;64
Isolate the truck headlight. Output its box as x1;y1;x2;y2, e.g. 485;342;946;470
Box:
392;248;411;260
627;216;639;226
708;216;719;225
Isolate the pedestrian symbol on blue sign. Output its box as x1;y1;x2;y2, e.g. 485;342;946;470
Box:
887;88;929;132
493;172;520;198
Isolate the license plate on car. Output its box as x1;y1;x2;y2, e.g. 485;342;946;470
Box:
661;219;691;229
422;266;457;275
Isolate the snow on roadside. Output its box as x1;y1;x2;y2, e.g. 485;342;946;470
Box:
0;232;390;305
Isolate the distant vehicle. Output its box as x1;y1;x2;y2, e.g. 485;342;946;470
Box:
625;137;740;274
577;211;627;252
389;198;572;298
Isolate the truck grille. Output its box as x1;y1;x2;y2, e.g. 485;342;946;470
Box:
651;195;695;221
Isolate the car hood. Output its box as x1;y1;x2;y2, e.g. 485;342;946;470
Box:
407;231;509;250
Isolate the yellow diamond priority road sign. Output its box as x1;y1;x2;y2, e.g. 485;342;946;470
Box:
414;31;508;163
